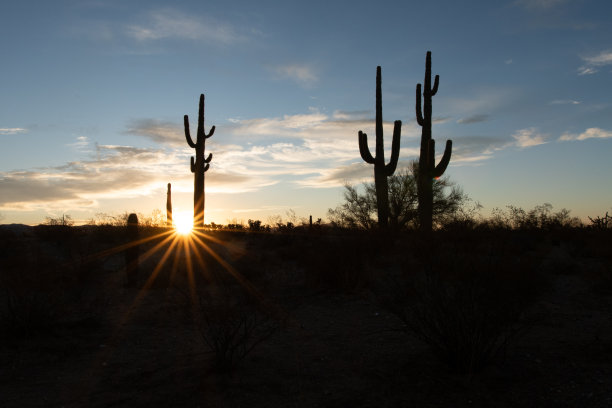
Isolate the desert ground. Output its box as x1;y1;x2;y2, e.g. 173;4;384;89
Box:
1;225;611;407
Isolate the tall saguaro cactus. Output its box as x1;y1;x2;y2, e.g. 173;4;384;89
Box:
416;51;452;232
184;94;215;229
358;66;402;230
166;183;172;227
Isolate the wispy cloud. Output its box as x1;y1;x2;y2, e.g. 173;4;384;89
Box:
514;0;567;10
126;9;245;44
578;50;612;75
549;99;581;105
274;64;318;86
457;114;489;124
559;127;612;141
125;119;184;146
0;128;26;135
443;87;517;119
67;136;92;153
512;128;549;148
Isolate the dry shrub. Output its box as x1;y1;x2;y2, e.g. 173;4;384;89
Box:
181;283;281;374
376;250;545;374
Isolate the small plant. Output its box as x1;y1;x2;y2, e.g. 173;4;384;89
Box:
191;283;280;373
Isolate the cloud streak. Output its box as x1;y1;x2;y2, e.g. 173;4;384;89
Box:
549;99;580;105
274;64;318;86
514;0;568;10
578;50;612;75
126;9;245;44
512;128;549;148
457;114;489;124
0;128;26;135
125;119;184;146
0;144;263;212
559;127;612;141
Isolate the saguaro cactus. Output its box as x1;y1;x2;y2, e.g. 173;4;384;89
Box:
184;94;215;229
166;183;172;227
416;51;452;232
358;66;402;230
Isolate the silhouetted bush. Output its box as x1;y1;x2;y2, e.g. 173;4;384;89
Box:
375;245;546;374
328;162;468;231
180;282;280;373
588;211;611;230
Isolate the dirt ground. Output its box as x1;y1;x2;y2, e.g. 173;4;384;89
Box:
1;227;611;407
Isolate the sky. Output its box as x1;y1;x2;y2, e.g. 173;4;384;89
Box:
1;0;611;226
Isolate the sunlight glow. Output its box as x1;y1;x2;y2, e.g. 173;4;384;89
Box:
173;211;193;235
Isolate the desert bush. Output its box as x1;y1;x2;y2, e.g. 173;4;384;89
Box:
588;211;611;230
375;248;545;374
185;283;280;373
486;203;582;231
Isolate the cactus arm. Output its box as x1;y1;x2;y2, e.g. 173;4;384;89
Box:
357;66;402;230
197;94;216;139
358;131;376;164
431;75;439;96
184;115;196;148
416;84;424;126
204;163;210;172
205;153;213;163
433;140;452;178
205;125;215;138
385;120;402;176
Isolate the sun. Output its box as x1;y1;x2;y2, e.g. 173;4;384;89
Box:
173;211;193;235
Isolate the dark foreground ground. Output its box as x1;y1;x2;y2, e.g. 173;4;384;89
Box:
1;225;611;407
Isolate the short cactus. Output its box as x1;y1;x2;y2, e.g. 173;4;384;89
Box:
415;51;452;232
358;66;402;230
184;94;215;229
166;183;172;227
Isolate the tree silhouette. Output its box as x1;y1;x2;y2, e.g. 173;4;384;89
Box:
328;162;467;231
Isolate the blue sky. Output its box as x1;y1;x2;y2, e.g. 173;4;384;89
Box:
1;0;611;225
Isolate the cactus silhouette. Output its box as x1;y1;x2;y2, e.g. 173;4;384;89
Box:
184;94;215;229
358;66;402;230
125;213;139;288
166;183;172;227
416;51;452;232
